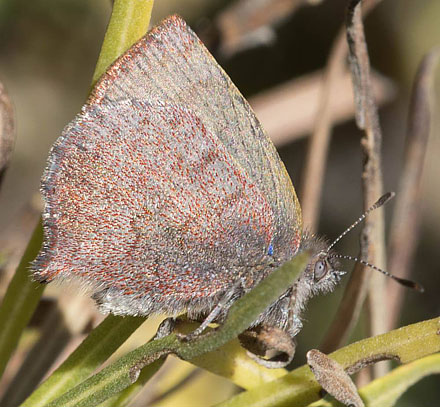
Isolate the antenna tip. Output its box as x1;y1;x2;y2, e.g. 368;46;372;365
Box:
377;192;395;207
395;276;424;292
414;282;425;293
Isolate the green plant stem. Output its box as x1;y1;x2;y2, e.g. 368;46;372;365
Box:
37;253;310;407
216;316;440;407
100;360;165;407
101;329;287;407
0;220;45;379
20;315;145;407
360;352;440;407
91;0;154;86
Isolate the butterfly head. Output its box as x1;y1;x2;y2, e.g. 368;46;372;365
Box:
296;233;345;300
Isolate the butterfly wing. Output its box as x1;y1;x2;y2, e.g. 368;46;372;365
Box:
88;15;302;261
34;16;302;317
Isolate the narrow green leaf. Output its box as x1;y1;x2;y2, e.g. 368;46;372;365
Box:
91;0;154;86
362;352;440;407
0;220;44;379
21;315;145;407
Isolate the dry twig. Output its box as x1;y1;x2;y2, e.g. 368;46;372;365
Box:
315;0;385;356
299;29;348;231
0;82;15;189
250;69;394;148
386;47;440;330
300;0;383;231
345;0;387;378
215;0;323;56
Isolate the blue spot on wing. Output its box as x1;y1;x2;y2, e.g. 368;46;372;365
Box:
267;244;274;256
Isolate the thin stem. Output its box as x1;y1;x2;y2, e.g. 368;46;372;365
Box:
91;0;154;87
0;220;45;379
346;0;387;377
386;47;440;330
319;0;385;355
20;315;145;407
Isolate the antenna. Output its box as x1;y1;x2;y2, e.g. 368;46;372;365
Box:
326;192;424;292
328;192;395;251
331;253;424;292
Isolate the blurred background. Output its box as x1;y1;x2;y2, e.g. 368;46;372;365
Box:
0;0;439;406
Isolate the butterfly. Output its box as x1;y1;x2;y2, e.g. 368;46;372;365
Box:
32;15;365;366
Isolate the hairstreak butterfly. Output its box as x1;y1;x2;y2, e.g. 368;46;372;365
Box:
32;16;418;365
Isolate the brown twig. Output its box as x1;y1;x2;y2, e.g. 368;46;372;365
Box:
299;29;348;231
312;0;385;356
320;0;385;358
0;81;15;189
250;69;394;148
300;0;383;231
346;0;387;378
215;0;323;57
385;47;440;331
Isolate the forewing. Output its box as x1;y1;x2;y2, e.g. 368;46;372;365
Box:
88;15;302;261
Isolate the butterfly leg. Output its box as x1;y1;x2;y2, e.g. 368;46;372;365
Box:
179;281;243;341
285;288;303;337
153;317;178;340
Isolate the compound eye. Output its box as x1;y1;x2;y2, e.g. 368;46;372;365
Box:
314;260;328;281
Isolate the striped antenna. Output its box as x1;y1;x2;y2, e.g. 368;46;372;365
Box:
326;192;423;292
328;192;395;251
331;253;424;292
